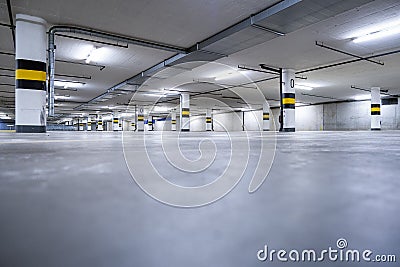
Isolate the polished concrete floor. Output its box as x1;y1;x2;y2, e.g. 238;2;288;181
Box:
0;131;399;266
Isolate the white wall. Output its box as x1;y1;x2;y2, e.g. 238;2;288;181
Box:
190;116;206;132
296;105;323;131
144;99;400;132
244;110;263;131
324;101;371;130
213;112;243;132
382;103;400;129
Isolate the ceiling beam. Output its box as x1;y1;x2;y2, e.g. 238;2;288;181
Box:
73;0;301;111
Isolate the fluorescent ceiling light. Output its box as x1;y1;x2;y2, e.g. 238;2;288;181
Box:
85;47;104;64
353;27;400;43
54;80;84;89
352;19;400;43
152;106;170;112
215;72;235;81
353;94;371;101
295;84;313;91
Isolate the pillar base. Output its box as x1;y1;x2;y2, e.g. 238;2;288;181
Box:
282;128;295;132
263;129;270;131
181;129;190;132
16;125;46;133
371;128;381;131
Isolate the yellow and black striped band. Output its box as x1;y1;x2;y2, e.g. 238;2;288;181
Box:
171;119;176;124
263;113;270;120
181;108;190;117
148;121;153;125
88;122;91;126
371;104;381;115
113;119;119;123
206;117;212;123
138;116;144;121
16;59;46;90
282;93;295;109
98;121;103;125
131;123;135;126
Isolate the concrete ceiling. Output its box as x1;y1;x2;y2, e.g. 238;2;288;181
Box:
1;0;400;120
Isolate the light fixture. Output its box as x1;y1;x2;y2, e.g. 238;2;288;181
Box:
295;84;313;91
54;80;84;88
85;47;102;64
353;94;371;101
215;72;235;81
352;19;400;43
152;106;170;112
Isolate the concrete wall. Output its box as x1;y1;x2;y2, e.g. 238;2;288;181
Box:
190;116;206;132
244;110;263;131
323;101;370;130
382;103;400;129
213;112;243;132
296;105;324;131
140;98;400;132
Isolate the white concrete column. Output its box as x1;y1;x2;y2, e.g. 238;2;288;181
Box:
371;87;381;130
15;14;47;133
206;109;212;131
282;69;296;132
131;121;136;131
180;93;190;131
97;116;103;131
112;115;119;131
263;102;270;131
147;116;153;131
79;119;84;131
171;110;177;131
87;117;91;131
137;106;144;131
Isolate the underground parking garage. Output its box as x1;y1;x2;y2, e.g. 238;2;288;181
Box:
0;0;400;266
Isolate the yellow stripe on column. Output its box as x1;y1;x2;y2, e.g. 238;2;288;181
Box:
282;98;295;105
16;69;46;81
182;110;190;116
371;107;381;112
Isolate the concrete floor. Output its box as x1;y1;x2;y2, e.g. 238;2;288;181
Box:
0;131;399;266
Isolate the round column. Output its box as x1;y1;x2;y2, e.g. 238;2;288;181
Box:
263;102;270;131
171;110;177;131
87;117;92;131
137;106;144;131
206;109;212;131
180;93;190;132
371;87;381;130
282;69;295;132
15;14;47;133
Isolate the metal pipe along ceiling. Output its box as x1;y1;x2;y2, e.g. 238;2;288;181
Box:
51;0;302;115
47;25;187;116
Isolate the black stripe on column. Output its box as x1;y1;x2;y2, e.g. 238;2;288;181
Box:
16;59;46;72
282;93;295;99
16;80;46;90
283;128;295;132
282;104;295;109
16;125;46;133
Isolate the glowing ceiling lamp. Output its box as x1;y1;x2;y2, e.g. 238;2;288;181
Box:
295;84;313;91
353;19;400;43
353;94;371;101
85;47;102;64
